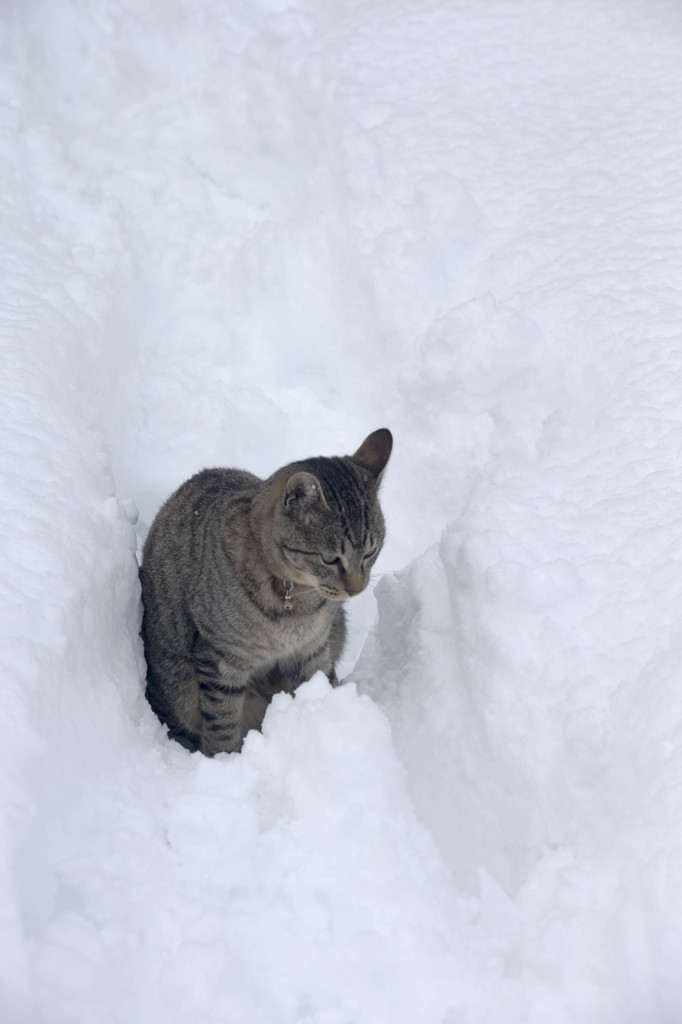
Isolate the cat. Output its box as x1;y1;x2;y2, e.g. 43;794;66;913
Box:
140;428;392;755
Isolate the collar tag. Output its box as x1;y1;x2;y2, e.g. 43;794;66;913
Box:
283;579;294;613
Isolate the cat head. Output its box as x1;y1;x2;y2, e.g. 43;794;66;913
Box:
265;428;392;600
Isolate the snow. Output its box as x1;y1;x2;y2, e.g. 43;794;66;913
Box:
2;0;682;1020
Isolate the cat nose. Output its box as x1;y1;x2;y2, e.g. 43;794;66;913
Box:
344;572;365;597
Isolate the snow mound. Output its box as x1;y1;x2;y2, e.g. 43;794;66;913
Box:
354;494;682;1019
22;673;477;1024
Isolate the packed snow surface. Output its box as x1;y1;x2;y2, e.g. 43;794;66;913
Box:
2;0;682;1020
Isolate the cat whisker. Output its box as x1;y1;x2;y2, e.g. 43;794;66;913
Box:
367;571;390;590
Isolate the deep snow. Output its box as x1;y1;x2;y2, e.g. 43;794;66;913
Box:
2;0;682;1021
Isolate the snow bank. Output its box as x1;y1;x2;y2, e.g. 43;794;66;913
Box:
21;676;476;1024
354;516;682;1018
0;87;143;1016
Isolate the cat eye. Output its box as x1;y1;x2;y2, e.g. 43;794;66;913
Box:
283;546;318;557
362;548;378;562
320;554;343;567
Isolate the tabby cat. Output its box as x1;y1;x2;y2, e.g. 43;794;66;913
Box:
140;428;392;755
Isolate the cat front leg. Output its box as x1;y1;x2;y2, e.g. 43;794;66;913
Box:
301;608;346;689
278;637;338;693
192;637;248;755
198;671;249;756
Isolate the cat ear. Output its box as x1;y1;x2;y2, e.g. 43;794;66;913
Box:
349;428;393;481
283;471;326;509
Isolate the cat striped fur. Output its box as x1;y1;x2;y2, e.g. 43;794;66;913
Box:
140;429;392;755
